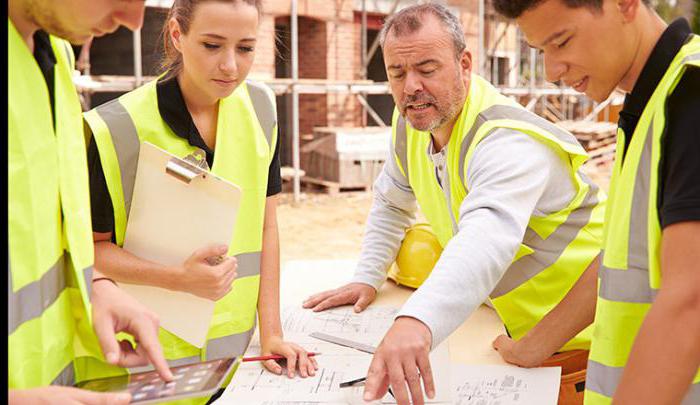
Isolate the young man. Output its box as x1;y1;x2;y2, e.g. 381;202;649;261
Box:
304;4;606;404
493;0;700;403
9;0;173;402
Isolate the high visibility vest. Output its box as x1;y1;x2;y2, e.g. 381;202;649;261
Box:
585;35;700;405
8;20;94;388
393;74;605;349
77;78;277;381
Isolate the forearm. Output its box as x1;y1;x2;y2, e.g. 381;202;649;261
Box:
516;255;599;360
352;169;417;290
94;239;178;290
258;198;283;343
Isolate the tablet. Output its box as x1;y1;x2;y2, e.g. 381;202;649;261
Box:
75;357;239;404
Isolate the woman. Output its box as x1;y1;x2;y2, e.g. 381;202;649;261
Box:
78;0;317;384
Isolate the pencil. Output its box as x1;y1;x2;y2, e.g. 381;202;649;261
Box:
242;352;321;362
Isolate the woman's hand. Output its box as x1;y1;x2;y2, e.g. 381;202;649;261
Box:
260;335;318;378
171;244;238;300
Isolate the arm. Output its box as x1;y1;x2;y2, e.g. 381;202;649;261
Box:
303;148;418;312
493;255;599;367
364;129;575;404
614;222;700;403
257;195;318;378
9;386;131;404
93;232;237;301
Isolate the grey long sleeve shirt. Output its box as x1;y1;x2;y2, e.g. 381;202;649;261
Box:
351;128;576;348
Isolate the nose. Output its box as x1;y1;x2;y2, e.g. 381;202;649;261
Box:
114;2;146;31
403;70;424;96
543;53;568;84
219;50;238;77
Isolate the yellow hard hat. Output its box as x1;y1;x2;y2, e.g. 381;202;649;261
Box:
388;223;443;289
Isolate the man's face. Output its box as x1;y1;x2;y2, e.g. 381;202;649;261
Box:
517;0;638;102
27;0;145;43
383;14;471;132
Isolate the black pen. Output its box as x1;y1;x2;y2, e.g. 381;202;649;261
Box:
338;377;395;399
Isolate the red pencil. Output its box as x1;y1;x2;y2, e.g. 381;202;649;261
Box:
242;352;321;362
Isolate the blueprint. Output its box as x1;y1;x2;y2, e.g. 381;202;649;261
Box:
451;364;561;405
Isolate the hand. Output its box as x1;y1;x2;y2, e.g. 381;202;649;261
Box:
9;386;131;405
302;282;376;313
91;279;173;381
260;335;318;378
492;334;548;368
175;244;238;301
363;317;435;405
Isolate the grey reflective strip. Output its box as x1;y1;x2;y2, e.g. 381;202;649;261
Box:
246;81;276;146
458;104;582;188
598;263;657;303
490;176;600;298
236;252;261;278
394;115;410;181
9;256;66;334
51;362;75;386
627;121;653;271
586;359;623;398
94;99;141;218
206;323;256;360
83;265;94;299
587;359;700;402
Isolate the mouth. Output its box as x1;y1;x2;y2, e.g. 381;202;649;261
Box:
406;103;433;111
213;79;236;86
569;76;589;93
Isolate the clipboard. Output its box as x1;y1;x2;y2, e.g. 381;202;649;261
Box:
119;141;242;348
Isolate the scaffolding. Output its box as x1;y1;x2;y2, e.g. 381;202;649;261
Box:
74;0;618;202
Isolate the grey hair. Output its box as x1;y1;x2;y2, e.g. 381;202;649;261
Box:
379;2;467;59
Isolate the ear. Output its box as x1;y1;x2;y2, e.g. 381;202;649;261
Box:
460;50;472;75
617;0;640;23
169;17;183;52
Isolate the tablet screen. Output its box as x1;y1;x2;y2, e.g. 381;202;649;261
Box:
76;357;238;404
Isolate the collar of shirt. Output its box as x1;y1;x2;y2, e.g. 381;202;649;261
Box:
620;18;693;124
156;76;215;165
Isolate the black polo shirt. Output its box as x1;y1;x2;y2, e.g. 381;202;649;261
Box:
88;76;282;233
618;18;700;229
32;30;56;126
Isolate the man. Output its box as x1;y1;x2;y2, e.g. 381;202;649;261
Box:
304;4;606;404
9;0;173;402
490;0;700;403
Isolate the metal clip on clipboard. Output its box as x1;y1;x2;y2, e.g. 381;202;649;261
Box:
165;149;210;184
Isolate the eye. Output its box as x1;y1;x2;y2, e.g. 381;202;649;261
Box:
390;72;405;79
420;69;436;76
238;46;255;53
557;37;571;49
203;42;220;50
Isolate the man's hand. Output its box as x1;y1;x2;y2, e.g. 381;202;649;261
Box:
492;335;547;368
9;386;131;405
91;279;173;381
303;282;376;313
363;317;435;405
175;244;238;301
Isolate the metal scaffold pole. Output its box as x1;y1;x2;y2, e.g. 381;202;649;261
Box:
133;29;143;87
291;0;301;202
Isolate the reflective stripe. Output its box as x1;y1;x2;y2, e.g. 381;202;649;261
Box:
8;253;93;334
51;362;75;386
9;255;66;335
236;252;261;278
491;177;600;298
587;359;700;403
94;99;141;219
394;115;410;181
627;121;653;271
206;323;256;359
598;263;657;303
245;81;276;146
458;104;581;188
586;359;623;398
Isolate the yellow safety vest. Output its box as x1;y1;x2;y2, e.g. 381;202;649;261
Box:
393;74;605;349
8;20;94;388
585;34;700;405
76;78;277;381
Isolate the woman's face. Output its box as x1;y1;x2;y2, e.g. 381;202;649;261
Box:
171;1;259;101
